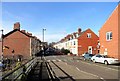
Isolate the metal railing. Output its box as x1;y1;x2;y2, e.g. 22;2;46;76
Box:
2;57;39;81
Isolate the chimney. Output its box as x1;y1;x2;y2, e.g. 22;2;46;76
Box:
29;33;32;36
21;30;26;33
78;28;82;34
14;22;20;30
27;32;32;36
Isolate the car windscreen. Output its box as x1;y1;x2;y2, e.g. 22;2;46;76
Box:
89;54;93;56
103;55;110;58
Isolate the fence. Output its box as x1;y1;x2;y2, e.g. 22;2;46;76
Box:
2;57;39;81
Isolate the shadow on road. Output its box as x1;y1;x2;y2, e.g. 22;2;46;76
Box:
26;61;50;81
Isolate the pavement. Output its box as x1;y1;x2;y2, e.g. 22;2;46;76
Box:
26;59;51;81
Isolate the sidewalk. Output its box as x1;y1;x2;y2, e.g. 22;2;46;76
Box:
26;60;50;81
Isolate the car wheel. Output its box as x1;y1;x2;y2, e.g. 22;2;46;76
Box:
93;59;96;63
104;60;109;65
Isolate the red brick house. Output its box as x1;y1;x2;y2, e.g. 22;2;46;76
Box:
77;28;99;55
3;22;41;59
99;4;120;59
54;28;99;56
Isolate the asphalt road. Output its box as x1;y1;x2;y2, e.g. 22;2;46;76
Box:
45;55;120;81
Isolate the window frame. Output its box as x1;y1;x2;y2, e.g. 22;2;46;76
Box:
87;33;91;38
106;32;112;41
73;41;76;45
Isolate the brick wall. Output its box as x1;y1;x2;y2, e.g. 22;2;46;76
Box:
3;31;30;59
99;4;119;59
118;4;120;60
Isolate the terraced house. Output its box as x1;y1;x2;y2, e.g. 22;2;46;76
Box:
3;22;41;59
54;28;99;56
99;4;120;59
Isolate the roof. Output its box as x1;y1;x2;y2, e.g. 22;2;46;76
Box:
3;29;41;42
58;28;87;43
3;29;32;38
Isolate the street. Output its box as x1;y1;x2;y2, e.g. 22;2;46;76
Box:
44;55;120;81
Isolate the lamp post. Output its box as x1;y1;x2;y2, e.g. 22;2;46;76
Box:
43;29;46;43
42;28;46;58
0;29;3;63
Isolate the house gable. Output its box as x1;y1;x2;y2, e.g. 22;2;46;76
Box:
78;29;98;40
99;4;119;59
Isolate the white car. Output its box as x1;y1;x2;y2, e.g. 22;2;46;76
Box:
91;54;120;65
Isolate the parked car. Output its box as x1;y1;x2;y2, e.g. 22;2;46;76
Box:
91;54;120;65
0;61;5;71
82;52;88;57
83;53;94;61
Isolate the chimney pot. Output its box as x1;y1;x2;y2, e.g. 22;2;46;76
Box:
27;32;32;36
78;28;82;34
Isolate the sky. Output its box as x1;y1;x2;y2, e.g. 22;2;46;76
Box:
0;2;118;43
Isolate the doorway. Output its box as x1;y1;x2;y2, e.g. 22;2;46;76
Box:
88;46;92;54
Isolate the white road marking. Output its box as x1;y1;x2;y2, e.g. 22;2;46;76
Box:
76;67;106;81
65;63;68;65
47;60;51;62
57;59;62;62
63;59;67;62
80;61;118;71
76;67;80;71
100;77;106;81
77;60;79;62
52;60;56;62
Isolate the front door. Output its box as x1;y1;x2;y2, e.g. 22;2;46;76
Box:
88;46;92;54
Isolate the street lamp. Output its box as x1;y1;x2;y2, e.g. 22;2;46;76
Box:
42;28;46;57
43;28;46;43
0;29;3;63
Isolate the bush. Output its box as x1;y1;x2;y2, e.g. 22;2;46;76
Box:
61;48;70;55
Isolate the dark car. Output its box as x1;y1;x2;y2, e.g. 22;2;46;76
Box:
0;61;5;72
83;53;94;61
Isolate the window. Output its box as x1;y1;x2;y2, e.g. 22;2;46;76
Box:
87;33;91;38
68;38;70;40
71;42;72;46
76;34;79;38
66;43;67;47
73;41;76;45
106;32;112;41
96;54;102;57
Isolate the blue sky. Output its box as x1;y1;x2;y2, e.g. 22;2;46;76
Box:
1;2;118;43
